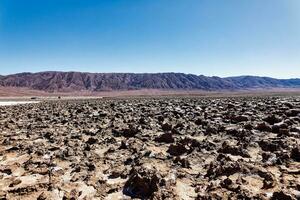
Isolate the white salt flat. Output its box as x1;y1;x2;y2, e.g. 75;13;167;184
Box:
0;101;40;106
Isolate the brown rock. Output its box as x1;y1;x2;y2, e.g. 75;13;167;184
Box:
123;167;160;198
167;143;188;156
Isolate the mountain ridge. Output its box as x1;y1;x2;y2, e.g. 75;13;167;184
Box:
0;71;299;92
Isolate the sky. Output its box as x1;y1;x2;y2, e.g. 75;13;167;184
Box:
0;0;299;78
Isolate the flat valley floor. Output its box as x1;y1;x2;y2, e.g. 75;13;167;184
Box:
0;96;299;199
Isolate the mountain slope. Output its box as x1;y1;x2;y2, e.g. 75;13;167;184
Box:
225;76;300;88
0;71;299;92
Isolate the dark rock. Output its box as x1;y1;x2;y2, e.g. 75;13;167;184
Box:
86;137;98;145
205;126;218;135
286;109;300;117
244;123;253;130
0;168;12;175
173;156;191;168
86;163;96;171
123;167;160;198
161;123;172;132
226;127;250;138
259;140;283;152
271;191;293;200
257;170;276;189
262;152;277;165
206;161;249;178
263;115;281;125
82;129;97;136
167;143;188;156
195;118;203;125
232;115;249;123
179;137;201;148
218;141;250;158
256;122;272;132
283;102;294;109
272;122;288;133
291;146;300;162
37;192;47;200
122;125;139;138
119;140;128;149
154;132;174;143
157;115;164;122
278;128;289;136
227;103;235;109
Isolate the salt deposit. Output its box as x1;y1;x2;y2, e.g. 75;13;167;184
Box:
0;101;39;106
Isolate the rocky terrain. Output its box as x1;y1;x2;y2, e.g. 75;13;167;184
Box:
0;96;300;199
0;71;300;92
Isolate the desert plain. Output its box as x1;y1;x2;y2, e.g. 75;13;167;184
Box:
0;94;299;199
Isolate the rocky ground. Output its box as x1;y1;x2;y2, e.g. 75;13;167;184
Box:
0;96;299;199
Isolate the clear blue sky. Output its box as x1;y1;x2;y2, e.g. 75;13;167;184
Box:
0;0;299;78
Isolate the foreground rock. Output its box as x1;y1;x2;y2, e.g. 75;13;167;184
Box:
0;96;299;199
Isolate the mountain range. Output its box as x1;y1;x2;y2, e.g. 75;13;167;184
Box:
0;71;299;92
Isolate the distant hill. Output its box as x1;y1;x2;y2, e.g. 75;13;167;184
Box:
0;71;299;92
224;76;300;88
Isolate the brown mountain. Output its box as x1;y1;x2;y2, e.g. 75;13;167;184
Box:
0;71;299;92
